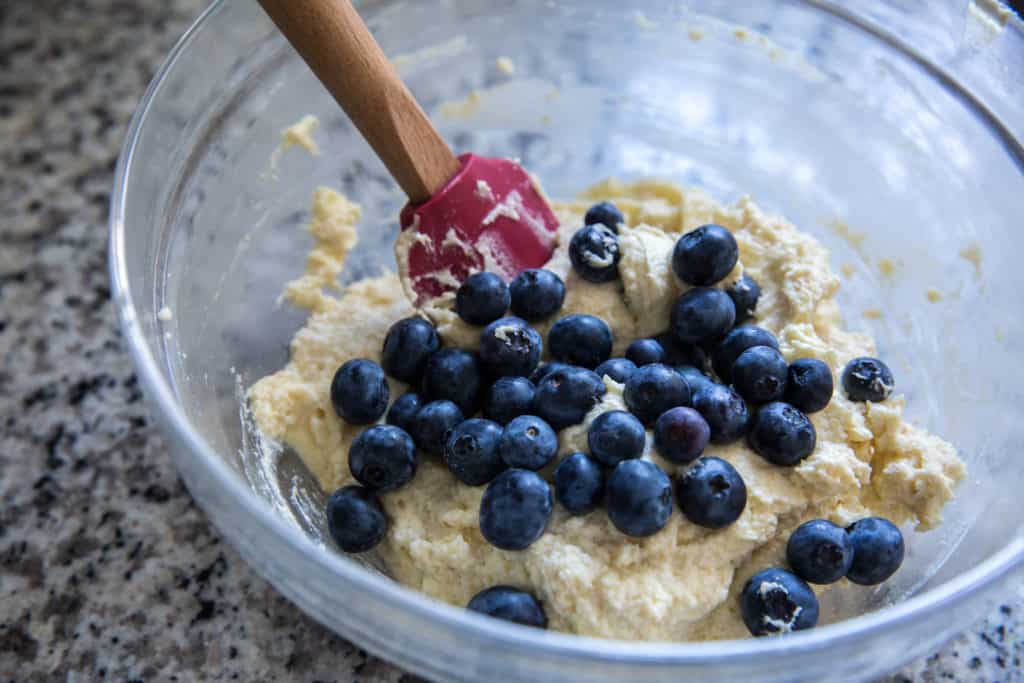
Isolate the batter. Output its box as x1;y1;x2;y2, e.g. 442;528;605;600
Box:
248;180;965;641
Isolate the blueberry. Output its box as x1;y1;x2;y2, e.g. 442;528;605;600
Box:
584;200;625;234
594;358;637;384
748;401;816;466
530;362;571;385
532;366;606;429
569;224;620;283
455;272;510;325
479;316;542;378
331;359;389;425
846;517;905;585
785;358;834;413
727;274;761;324
712;325;780;384
623;363;690;424
605;459;674;537
676;456;747;528
625;338;665;366
509;269;565;322
422;348;482;415
587;410;646;467
653;406;710;464
386;392;422;434
499;415;558;470
468;586;548;628
675;365;715;395
692;384;750;444
381;317;441;384
349;425;417;492
444;418;505;486
410;400;464;457
672;224;739;286
786;519;853;585
548;314;613;369
553;452;604;515
740;568;819;636
479;468;553;550
732;345;789;404
670;287;736;345
657;332;710;370
484;376;536;425
325;485;387;553
842;357;895;402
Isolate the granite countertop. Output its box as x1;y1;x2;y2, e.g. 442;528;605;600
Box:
0;1;1021;680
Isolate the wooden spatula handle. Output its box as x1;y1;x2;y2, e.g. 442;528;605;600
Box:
259;0;461;202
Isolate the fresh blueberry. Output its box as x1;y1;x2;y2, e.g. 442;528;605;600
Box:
605;459;674;537
548;314;613;369
386;392;422;434
786;519;853;585
569;224;620;283
748;401;816;466
530;362;571;385
410;399;464;457
657;332;710;370
381;317;441;384
625;338;665;366
349;425;417;492
672;224;739;286
732;345;789;404
479;468;553;550
479;316;543;378
594;358;638;384
509;269;565;322
499;415;558;470
484;376;536;425
467;586;547;628
785;358;834;413
444;418;505;486
587;410;646;467
846;517;905;585
584;200;625;233
623;363;690;424
726;274;761;324
842;357;895;402
325;485;387;553
712;325;780;384
455;272;510;325
740;568;819;636
692;384;750;444
676;456;747;528
422;348;482;415
331;359;389;425
654;406;710;464
670;287;736;345
532;365;606;429
553;452;604;515
675;365;715;395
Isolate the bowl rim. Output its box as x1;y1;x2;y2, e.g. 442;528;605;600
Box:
108;0;1024;669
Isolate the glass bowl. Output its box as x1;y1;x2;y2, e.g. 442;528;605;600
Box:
109;1;1024;680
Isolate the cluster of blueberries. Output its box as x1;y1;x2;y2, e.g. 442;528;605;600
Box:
741;516;906;636
322;200;901;632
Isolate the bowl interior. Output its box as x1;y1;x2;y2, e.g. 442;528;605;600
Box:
120;0;1024;660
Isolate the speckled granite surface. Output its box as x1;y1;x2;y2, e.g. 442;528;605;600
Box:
0;1;1021;681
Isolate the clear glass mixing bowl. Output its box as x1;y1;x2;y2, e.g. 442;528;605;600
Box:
110;1;1024;680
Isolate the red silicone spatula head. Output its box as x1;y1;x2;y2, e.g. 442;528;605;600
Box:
259;1;560;308
399;154;559;307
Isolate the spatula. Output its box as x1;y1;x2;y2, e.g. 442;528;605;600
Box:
258;0;560;307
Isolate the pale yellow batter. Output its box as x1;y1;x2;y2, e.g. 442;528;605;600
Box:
248;180;965;641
